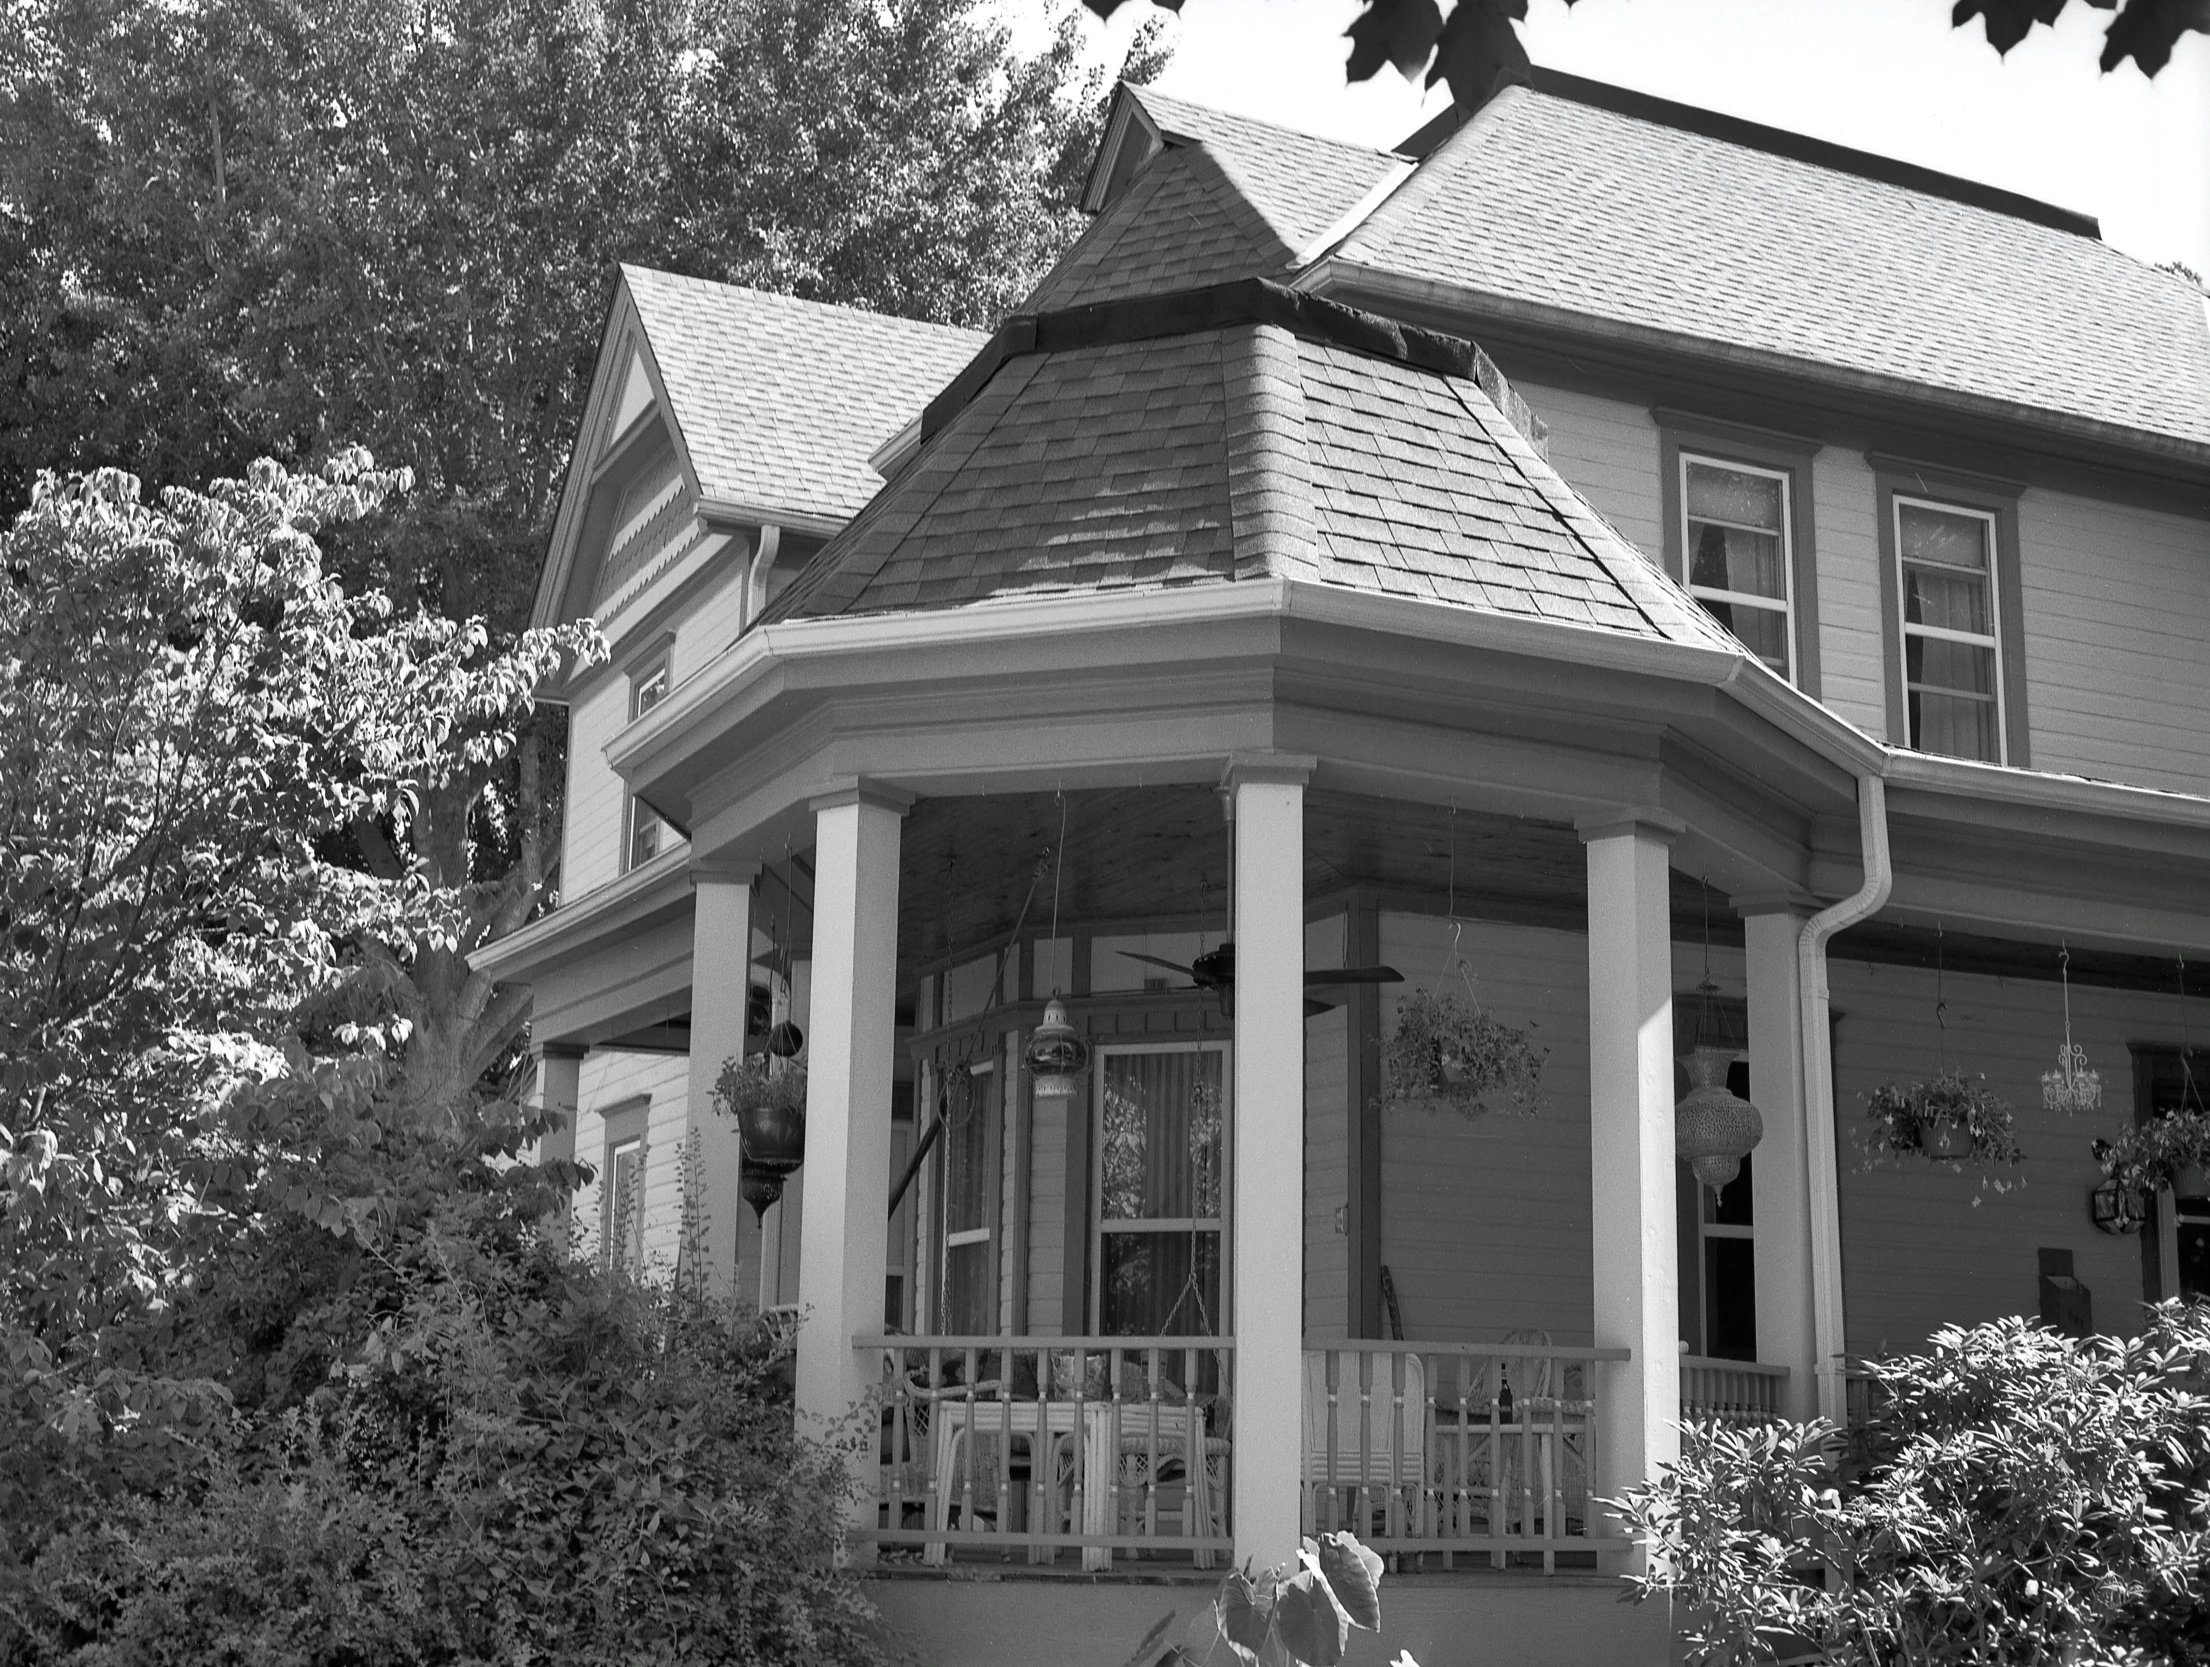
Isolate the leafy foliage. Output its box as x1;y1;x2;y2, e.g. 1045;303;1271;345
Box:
1380;988;1543;1118
1089;0;2201;114
1859;1070;2023;1178
712;1055;810;1124
1618;1307;2210;1666
2097;1107;2210;1197
1152;1531;1411;1667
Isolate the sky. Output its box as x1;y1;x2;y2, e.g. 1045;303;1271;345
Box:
1077;0;2210;279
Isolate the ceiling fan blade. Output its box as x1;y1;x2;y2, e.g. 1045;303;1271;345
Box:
1118;951;1199;977
1305;997;1334;1018
1303;965;1406;986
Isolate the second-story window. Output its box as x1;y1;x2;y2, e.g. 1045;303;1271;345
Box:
1682;454;1794;680
1894;496;2004;763
623;656;670;871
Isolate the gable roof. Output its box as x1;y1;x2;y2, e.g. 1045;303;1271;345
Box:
620;266;987;525
1028;143;1288;311
1330;76;2210;454
762;280;1732;656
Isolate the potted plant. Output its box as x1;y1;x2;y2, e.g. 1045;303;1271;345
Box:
1380;988;1544;1117
2095;1108;2210;1202
714;1054;809;1216
1860;1071;2022;1173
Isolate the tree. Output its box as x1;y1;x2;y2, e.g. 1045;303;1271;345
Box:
1617;1309;2210;1665
1079;0;2206;117
0;0;1166;1123
0;454;597;1489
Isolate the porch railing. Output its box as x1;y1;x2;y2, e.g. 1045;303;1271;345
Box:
1680;1356;1790;1427
853;1334;1234;1570
1303;1339;1633;1570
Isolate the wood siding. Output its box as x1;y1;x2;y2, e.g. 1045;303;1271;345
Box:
1831;956;2194;1350
1304;912;1352;1337
1513;381;1662;559
560;675;632;901
570;1050;690;1271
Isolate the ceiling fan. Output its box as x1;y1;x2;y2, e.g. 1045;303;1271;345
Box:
1118;941;1402;1018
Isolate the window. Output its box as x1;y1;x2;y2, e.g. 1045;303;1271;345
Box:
599;1096;650;1275
935;1061;999;1335
1682;456;1794;679
1656;414;1820;693
622;655;670;871
2131;1045;2210;1303
1872;458;2028;767
1894;497;2004;762
1093;1043;1227;1336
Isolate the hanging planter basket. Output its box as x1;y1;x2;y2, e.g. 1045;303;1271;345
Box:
1860;1071;2021;1175
1381;987;1544;1118
2096;1107;2210;1202
2041;950;2102;1115
714;1055;809;1217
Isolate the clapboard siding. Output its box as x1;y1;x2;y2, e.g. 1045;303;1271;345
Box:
1375;913;1595;1345
570;1050;690;1271
1808;448;1888;734
1304;1006;1351;1338
1515;381;1663;559
675;560;753;682
1027;1094;1070;1334
1831;955;2192;1350
2018;489;2210;795
561;676;630;901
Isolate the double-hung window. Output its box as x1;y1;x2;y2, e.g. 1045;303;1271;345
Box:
599;1096;650;1275
622;656;670;871
1657;416;1819;692
1894;497;2004;763
1872;459;2027;767
1682;455;1795;680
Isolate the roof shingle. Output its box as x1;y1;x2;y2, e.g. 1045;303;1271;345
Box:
1332;85;2210;450
621;266;986;524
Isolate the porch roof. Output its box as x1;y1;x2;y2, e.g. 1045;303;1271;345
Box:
760;280;1735;654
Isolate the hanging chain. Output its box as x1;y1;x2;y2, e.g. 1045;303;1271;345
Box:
1935;921;1950;1076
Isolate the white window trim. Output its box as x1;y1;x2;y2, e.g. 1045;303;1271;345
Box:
935;1059;997;1333
621;655;672;873
1090;1039;1232;1335
1679;452;1797;680
1892;493;2008;765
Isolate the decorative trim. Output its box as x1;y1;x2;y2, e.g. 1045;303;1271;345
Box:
808;778;918;816
1221;750;1318;790
1864;452;2028;500
1575;808;1686;845
689;858;761;887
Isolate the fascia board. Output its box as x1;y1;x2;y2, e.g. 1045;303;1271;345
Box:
1300;259;2210;481
1881;750;2210;837
533;279;640;633
696;497;847;540
470;849;692;985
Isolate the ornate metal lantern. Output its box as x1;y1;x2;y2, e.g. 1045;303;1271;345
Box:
1024;998;1090;1099
2089;1175;2146;1235
1676;1044;1764;1192
737;1077;806;1218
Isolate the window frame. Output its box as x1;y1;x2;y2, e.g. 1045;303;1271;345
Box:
1870;457;2030;768
931;1057;1001;1335
1656;413;1822;696
620;642;674;873
2129;1043;2210;1305
598;1094;651;1275
1089;1038;1232;1337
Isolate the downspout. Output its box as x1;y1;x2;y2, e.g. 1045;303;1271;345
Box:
1798;773;1891;1424
745;524;782;625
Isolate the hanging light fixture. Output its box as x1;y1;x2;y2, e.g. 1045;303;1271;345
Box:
1675;880;1764;1193
2088;1174;2146;1236
2042;945;2101;1115
1023;792;1090;1100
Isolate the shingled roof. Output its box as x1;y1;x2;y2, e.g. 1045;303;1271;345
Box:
1331;79;2210;452
762;282;1734;657
622;266;987;524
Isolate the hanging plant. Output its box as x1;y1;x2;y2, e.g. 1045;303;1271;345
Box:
2040;947;2102;1115
1382;987;1544;1117
1860;1071;2022;1173
714;1055;809;1217
2095;1109;2210;1200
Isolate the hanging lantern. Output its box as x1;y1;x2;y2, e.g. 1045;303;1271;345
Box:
1024;998;1090;1099
2089;1175;2146;1235
1676;1045;1764;1191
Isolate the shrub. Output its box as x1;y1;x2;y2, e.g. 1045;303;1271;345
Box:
1618;1305;2210;1665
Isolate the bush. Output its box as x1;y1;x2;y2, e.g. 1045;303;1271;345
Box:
1619;1305;2210;1665
0;1212;885;1666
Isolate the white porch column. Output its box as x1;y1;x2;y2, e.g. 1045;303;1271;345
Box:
1228;754;1312;1571
1579;812;1681;1574
533;1042;586;1248
1741;900;1818;1421
793;785;907;1542
684;861;759;1299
